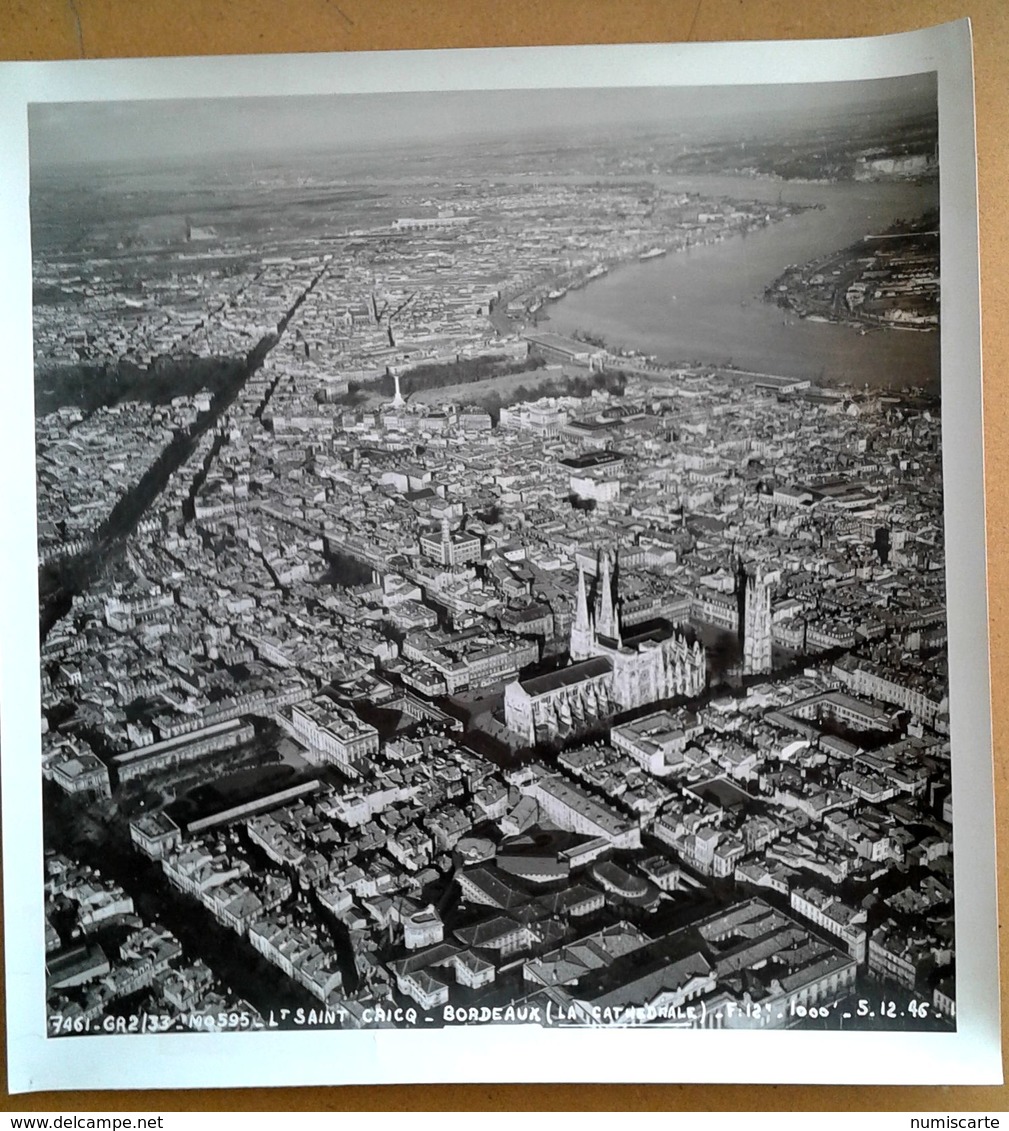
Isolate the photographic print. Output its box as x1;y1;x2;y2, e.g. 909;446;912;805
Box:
1;25;999;1090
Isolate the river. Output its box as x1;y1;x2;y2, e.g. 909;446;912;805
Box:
544;173;940;390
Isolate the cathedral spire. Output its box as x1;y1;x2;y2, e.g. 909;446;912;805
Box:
595;550;621;645
575;562;590;629
569;561;593;661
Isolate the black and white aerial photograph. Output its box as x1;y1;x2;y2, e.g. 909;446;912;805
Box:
28;71;957;1043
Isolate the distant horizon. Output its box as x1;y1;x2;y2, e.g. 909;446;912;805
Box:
29;74;936;173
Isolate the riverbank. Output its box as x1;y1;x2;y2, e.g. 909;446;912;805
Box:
545;172;940;390
766;209;939;333
502;192;815;328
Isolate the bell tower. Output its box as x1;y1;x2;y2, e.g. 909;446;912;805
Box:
743;565;773;676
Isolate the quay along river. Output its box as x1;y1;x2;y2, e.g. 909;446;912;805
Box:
543;173;940;391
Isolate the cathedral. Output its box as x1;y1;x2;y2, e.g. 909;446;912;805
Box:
504;552;706;745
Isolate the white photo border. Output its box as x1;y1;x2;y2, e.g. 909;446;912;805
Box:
0;20;999;1091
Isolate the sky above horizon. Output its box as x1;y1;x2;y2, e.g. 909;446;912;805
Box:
29;74;937;171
